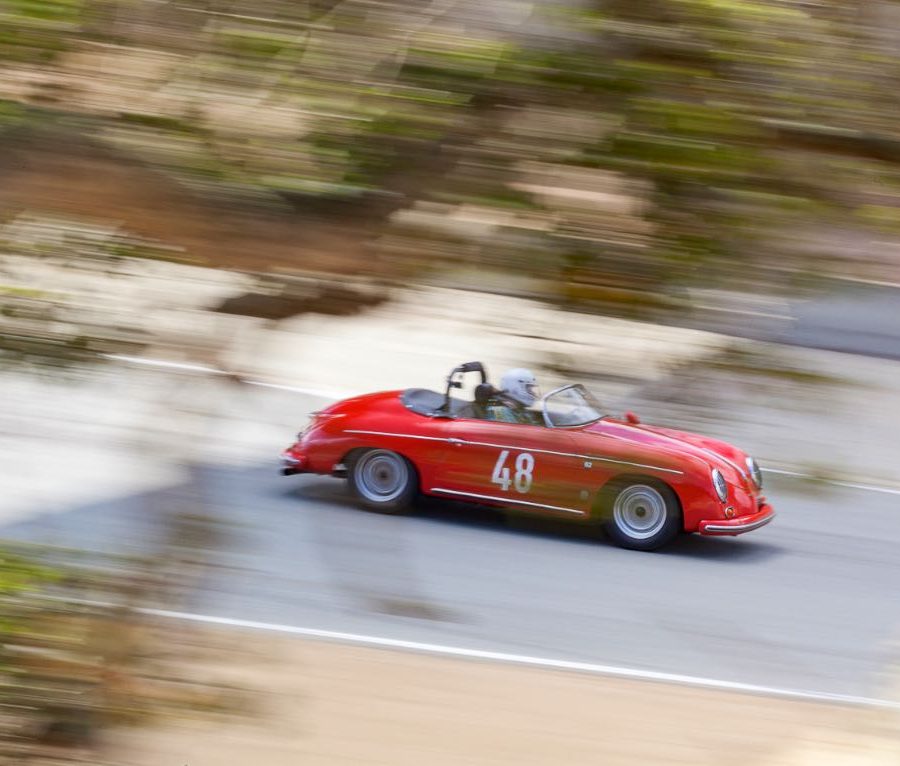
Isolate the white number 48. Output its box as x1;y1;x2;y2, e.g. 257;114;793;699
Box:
491;450;535;494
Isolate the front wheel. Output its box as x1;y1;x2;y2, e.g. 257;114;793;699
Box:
603;481;681;551
348;449;418;514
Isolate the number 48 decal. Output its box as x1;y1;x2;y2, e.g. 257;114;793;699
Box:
491;450;535;494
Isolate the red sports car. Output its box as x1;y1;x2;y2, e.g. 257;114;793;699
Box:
281;362;775;551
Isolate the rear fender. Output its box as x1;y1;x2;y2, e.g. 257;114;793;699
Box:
340;446;424;492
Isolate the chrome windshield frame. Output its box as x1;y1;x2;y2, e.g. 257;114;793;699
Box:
541;384;605;428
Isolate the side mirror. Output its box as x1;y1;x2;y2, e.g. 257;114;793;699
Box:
624;411;641;425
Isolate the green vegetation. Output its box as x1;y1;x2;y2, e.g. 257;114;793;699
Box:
0;0;83;62
0;505;242;760
2;0;900;307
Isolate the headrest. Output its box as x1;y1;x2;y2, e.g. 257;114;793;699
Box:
474;383;497;405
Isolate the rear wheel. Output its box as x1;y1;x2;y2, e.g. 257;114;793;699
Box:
603;481;681;551
348;449;417;514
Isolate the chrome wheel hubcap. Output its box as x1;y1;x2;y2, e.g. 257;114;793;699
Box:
356;450;408;503
612;484;667;540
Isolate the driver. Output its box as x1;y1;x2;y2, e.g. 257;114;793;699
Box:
489;368;543;425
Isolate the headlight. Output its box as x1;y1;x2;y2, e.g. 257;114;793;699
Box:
711;468;728;502
746;456;763;489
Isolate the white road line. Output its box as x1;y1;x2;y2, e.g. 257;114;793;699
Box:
105;354;900;498
763;468;900;497
104;354;220;374
693;304;794;321
833;274;900;289
142;607;899;711
103;354;345;399
245;380;353;399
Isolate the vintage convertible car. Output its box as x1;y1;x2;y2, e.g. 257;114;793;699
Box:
281;362;775;550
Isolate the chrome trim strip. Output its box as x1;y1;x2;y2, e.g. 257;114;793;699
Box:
603;428;745;481
702;513;775;534
430;488;585;515
462;437;684;475
345;429;448;444
344;430;682;475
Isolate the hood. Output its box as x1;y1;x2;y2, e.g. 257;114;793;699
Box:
584;419;750;483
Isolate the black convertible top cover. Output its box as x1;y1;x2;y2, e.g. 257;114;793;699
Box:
400;388;471;417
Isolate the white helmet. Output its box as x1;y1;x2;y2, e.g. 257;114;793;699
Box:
500;368;540;407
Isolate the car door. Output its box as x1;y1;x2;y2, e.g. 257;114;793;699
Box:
430;417;594;518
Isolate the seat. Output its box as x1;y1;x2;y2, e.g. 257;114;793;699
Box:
474;383;497;406
472;384;533;424
469;383;498;419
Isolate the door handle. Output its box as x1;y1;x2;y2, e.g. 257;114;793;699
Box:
448;438;464;446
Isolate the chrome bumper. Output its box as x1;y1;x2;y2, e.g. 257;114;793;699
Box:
699;507;775;536
280;449;304;476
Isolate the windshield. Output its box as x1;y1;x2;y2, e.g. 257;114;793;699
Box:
542;384;605;427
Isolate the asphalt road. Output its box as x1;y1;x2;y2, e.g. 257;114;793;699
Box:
777;283;900;360
3;465;899;700
689;281;900;361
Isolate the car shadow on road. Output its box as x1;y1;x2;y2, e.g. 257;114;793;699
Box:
283;481;605;548
285;478;786;561
658;533;786;562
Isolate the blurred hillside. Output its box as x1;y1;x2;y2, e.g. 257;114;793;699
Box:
3;0;900;313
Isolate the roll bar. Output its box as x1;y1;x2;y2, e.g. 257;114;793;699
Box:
440;361;488;415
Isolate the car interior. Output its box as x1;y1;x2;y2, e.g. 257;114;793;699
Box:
401;385;539;422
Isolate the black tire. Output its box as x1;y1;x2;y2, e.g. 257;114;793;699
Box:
601;480;682;551
348;449;418;514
